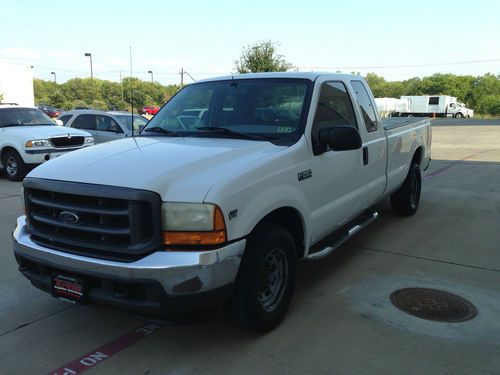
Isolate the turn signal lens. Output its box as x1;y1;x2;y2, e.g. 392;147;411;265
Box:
162;230;226;246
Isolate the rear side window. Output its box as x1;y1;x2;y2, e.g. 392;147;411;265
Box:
58;115;72;125
351;80;378;133
72;114;96;130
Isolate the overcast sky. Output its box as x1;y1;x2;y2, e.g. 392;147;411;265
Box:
1;0;499;84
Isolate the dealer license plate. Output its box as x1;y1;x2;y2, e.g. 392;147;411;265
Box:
52;274;85;304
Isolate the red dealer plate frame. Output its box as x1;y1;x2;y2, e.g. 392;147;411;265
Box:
52;274;86;303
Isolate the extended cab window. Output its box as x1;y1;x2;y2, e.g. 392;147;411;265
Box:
72;114;96;130
351;80;378;133
312;81;357;146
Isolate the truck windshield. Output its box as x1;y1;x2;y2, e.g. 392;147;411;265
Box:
0;108;55;127
142;78;311;144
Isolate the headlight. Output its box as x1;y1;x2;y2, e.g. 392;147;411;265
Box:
25;139;51;148
84;136;94;144
161;202;226;246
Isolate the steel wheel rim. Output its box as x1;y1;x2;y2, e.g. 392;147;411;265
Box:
257;248;288;312
6;156;17;176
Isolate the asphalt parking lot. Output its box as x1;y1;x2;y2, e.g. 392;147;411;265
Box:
0;119;499;374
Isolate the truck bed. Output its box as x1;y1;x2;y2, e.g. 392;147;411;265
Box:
382;117;429;131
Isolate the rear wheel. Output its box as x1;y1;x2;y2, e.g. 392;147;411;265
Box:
228;223;297;332
2;150;27;181
391;163;421;216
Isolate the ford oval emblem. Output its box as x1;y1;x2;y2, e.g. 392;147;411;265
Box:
59;211;79;225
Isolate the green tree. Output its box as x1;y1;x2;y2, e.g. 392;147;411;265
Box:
235;40;294;73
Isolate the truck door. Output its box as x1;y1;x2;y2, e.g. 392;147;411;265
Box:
350;80;386;208
309;81;367;242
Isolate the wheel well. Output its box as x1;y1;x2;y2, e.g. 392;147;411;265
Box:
412;147;423;166
0;146;18;161
258;207;305;259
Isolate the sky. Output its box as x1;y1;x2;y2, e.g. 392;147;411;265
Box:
1;0;499;85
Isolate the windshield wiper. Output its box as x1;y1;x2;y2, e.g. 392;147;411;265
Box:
143;127;181;137
196;126;275;141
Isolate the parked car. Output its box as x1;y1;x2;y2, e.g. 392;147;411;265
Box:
138;106;160;115
12;73;431;331
60;110;148;144
0;105;94;181
38;105;62;118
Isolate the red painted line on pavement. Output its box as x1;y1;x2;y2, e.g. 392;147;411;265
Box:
423;149;491;181
49;322;162;375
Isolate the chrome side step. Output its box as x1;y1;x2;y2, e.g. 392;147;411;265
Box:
306;211;379;261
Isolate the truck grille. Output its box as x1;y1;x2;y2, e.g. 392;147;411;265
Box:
50;136;84;148
23;178;162;262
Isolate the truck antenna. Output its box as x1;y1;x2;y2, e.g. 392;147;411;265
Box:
129;46;134;138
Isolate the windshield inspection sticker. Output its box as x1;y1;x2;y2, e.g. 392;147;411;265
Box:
298;169;312;181
277;127;292;133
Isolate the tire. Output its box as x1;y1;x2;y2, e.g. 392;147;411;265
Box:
455;112;464;118
391;163;421;216
228;223;297;333
2;150;27;181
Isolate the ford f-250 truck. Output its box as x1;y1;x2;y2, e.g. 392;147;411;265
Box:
13;73;431;332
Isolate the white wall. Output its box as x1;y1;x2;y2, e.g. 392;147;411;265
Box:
0;62;35;106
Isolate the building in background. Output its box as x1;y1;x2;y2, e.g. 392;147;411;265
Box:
0;62;34;106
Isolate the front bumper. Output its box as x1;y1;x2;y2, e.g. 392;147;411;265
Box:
13;216;246;316
23;145;92;164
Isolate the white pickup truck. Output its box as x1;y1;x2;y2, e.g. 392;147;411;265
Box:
0;105;94;181
13;73;431;332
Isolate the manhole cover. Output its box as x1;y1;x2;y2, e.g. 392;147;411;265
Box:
390;288;477;322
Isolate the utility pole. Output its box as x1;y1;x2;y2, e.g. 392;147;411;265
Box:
120;71;124;102
180;68;184;88
51;71;57;83
84;52;94;105
148;70;154;83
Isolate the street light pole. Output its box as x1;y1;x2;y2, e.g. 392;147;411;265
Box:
84;52;94;105
148;70;153;83
51;71;57;84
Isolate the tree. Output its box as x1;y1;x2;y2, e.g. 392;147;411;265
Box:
235;40;294;74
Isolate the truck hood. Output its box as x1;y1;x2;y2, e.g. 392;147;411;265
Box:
28;136;286;202
3;125;90;140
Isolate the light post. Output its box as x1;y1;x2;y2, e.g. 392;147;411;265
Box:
50;71;56;84
84;52;94;104
148;70;154;83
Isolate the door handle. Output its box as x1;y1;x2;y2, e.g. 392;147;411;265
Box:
363;146;369;165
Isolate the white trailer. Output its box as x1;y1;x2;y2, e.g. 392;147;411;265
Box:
399;95;473;118
375;97;410;117
0;62;35;107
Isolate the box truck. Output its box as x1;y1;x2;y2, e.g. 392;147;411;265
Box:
398;95;473;118
0;62;35;107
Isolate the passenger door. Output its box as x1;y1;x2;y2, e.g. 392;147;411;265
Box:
95;115;124;143
350;80;386;207
71;114;97;139
309;81;367;242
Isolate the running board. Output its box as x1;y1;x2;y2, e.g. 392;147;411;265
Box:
306;211;379;261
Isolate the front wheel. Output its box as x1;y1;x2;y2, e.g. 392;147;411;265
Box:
2;150;27;181
391;163;421;216
455;112;464;118
228;223;297;332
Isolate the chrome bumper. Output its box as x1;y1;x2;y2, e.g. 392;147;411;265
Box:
12;216;246;295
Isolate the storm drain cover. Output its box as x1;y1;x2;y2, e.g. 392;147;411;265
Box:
390;288;477;322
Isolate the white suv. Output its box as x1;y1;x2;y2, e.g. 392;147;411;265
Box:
0;105;94;181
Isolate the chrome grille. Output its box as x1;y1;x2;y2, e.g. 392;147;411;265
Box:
24;178;162;262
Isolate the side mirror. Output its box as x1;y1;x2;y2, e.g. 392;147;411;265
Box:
318;126;362;152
